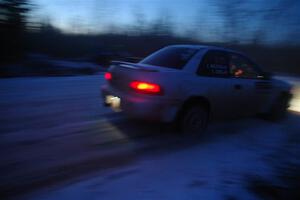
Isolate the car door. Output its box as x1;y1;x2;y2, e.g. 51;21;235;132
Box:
228;52;272;116
196;50;240;119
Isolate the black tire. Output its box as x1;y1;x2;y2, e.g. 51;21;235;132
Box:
265;94;290;121
179;104;208;134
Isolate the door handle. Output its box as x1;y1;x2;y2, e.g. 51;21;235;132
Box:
234;84;242;90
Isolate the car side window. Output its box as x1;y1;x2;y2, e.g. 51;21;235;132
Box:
229;53;262;79
197;50;229;77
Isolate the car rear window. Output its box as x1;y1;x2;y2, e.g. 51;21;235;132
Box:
140;47;198;69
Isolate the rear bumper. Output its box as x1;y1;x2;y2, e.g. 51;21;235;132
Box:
101;85;180;122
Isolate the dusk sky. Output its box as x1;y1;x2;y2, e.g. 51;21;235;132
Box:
30;0;300;44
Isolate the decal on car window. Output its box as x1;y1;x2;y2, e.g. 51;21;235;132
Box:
206;64;228;75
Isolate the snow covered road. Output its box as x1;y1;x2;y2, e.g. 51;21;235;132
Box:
0;75;300;199
27;117;300;200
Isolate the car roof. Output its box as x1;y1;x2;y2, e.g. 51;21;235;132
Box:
167;44;242;55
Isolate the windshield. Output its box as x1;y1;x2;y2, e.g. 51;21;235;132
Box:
140;47;198;69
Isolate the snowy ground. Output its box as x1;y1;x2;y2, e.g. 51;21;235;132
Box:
1;75;300;200
22;115;300;200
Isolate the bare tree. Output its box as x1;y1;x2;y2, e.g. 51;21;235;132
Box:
0;0;32;62
148;9;174;37
128;6;147;36
210;0;300;44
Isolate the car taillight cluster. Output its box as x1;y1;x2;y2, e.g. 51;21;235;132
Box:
130;81;162;95
104;72;112;80
104;72;162;95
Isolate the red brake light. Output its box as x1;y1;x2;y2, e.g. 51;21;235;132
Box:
104;72;112;80
130;81;162;94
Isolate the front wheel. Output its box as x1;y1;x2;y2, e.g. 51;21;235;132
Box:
265;93;291;121
179;105;208;134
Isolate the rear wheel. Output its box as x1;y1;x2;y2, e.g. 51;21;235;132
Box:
179;105;208;134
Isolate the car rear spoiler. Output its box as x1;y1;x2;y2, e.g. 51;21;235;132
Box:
110;60;158;72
